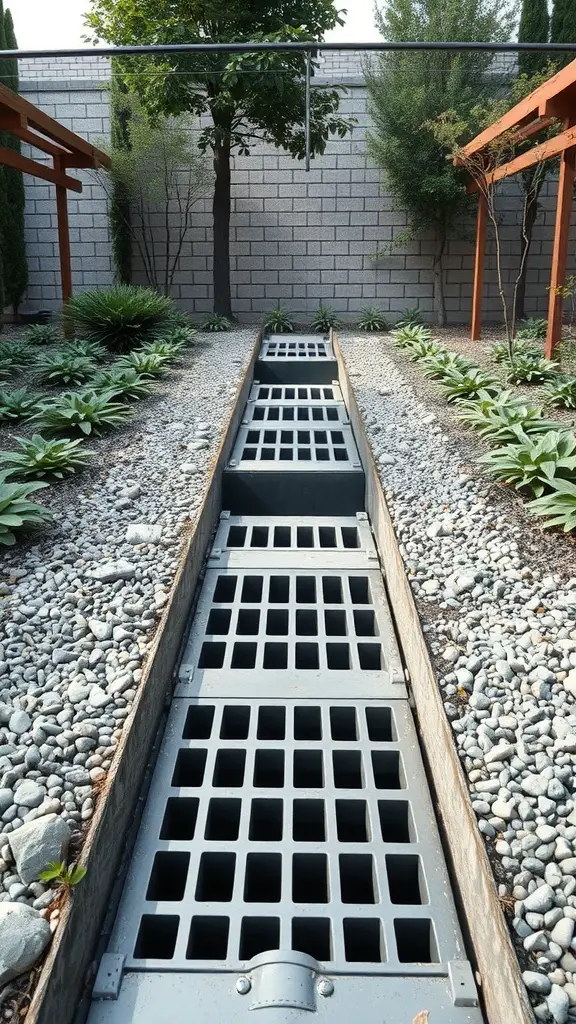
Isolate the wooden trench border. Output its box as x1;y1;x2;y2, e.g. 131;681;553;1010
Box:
332;331;533;1024
27;326;531;1024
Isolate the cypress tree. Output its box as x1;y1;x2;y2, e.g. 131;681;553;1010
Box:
2;9;28;314
109;62;132;284
551;0;576;66
0;2;7;324
518;0;550;77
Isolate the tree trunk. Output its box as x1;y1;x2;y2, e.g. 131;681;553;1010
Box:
212;140;233;319
433;235;447;327
515;189;540;325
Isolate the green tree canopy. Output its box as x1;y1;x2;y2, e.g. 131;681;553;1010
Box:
551;0;576;66
2;7;28;314
366;0;518;326
86;0;353;317
518;0;550;77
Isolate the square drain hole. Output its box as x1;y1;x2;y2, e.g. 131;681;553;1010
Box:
292;918;332;962
254;749;285;787
378;801;413;843
244;853;282;902
330;707;357;741
213;750;246;787
231;643;257;669
160;798;199;841
343;919;385;963
134;915;179;960
263;643;288;669
237;610;260;636
198;643;225;669
394;920;438;963
257;706;286;740
295;643;319;669
240;917;280;960
146;852;189;901
292;854;328;903
213;576;237;603
220;705;250;739
187;917;230;960
294;750;323;788
333;750;363;789
294;706;322;740
249;798;283;840
241;576;263;602
339;854;377;904
183;706;214;739
206;609;231;635
335;800;369;842
293;799;325;842
366;708;394;742
386;855;427;905
269;576;289;603
195;853;236;902
205;798;241;840
172;749;207;787
372;751;403;789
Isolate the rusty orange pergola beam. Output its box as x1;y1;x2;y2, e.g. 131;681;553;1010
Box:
0;81;110;306
461;58;576;358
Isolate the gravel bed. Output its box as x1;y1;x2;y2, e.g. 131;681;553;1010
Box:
341;331;576;1024
0;330;254;974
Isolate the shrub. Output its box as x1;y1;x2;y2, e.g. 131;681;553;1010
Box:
64;285;175;352
457;393;558;444
34;390;133;436
436;368;499;402
35;352;97;387
0;342;29;378
0;388;44;422
201;313;231;332
0;469;52;546
516;317;547;340
479;429;576;497
420;350;475;378
1;434;94;480
506;353;558;384
357;306;390;331
115;351;171;376
61;338;107;360
264;307;295;334
90;367;154;402
544;376;576;409
395;307;424;328
140;338;184;361
528;480;576;531
405;338;446;362
390;324;433;348
490;339;542;363
162;325;197;346
24;323;59;345
310;305;341;332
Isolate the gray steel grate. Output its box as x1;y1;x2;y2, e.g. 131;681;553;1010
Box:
228;426;360;468
177;568;405;698
103;699;466;977
208;514;377;570
260;337;333;360
249;384;343;403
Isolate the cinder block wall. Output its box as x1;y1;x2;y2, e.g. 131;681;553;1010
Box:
19;53;575;323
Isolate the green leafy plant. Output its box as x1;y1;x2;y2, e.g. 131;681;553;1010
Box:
515;317;547;340
0;388;44;422
64;285;176;352
115;351;171;376
1;434;94;480
527;479;576;531
61;338;107;360
405;338;446;361
457;392;558;444
34;390;133;436
506;353;559;384
0;469;52;546
38;860;87;889
479;429;576;497
357;306;390;331
310;305;341;332
490;339;542;363
390;324;433;348
90;366;154;401
420;350;475;378
264;306;295;334
436;367;499;402
0;342;29;378
162;325;197;346
23;323;59;346
35;352;98;387
544;376;576;409
140;338;184;361
201;313;231;333
395;307;425;329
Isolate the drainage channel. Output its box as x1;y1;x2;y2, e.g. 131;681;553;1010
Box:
86;335;483;1023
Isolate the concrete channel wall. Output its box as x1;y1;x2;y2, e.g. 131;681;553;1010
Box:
18;51;576;321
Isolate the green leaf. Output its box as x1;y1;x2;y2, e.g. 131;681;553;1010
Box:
68;864;88;886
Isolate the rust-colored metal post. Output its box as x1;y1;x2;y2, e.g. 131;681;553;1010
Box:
55;181;72;306
471;191;487;341
546;141;575;358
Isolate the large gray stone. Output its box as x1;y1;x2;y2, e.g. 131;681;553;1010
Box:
8;813;71;884
0;902;51;985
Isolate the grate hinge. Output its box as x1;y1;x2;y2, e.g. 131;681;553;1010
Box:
92;954;126;1000
448;960;479;1007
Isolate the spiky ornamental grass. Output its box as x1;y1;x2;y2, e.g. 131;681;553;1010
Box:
1;434;94;480
23;323;59;346
0;342;30;379
264;307;295;334
310;305;341;332
0;469;52;546
201;313;231;333
479;429;576;497
395;307;424;329
357;306;390;332
34;390;133;437
64;285;176;352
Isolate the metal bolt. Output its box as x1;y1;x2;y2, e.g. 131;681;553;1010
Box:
317;979;334;998
236;977;251;995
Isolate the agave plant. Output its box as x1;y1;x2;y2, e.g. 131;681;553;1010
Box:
201;313;231;333
264;307;295;334
527;479;576;532
507;353;559;384
115;351;171;376
390;324;433;348
490;339;542;364
0;388;44;422
0;469;52;546
436;368;499;403
457;393;558;444
162;325;197;346
515;317;547;341
90;367;154;402
0;342;29;378
23;323;59;346
140;338;185;361
405;338;446;362
357;306;390;332
419;350;475;379
64;285;176;352
35;352;97;387
479;429;576;497
61;338;107;361
310;305;341;333
34;390;133;436
544;376;576;409
395;307;424;329
1;434;94;480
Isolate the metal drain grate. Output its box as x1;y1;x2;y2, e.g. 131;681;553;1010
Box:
208;513;378;570
177;568;405;698
260;337;333;360
102;699;466;977
249;384;342;403
228;425;359;467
